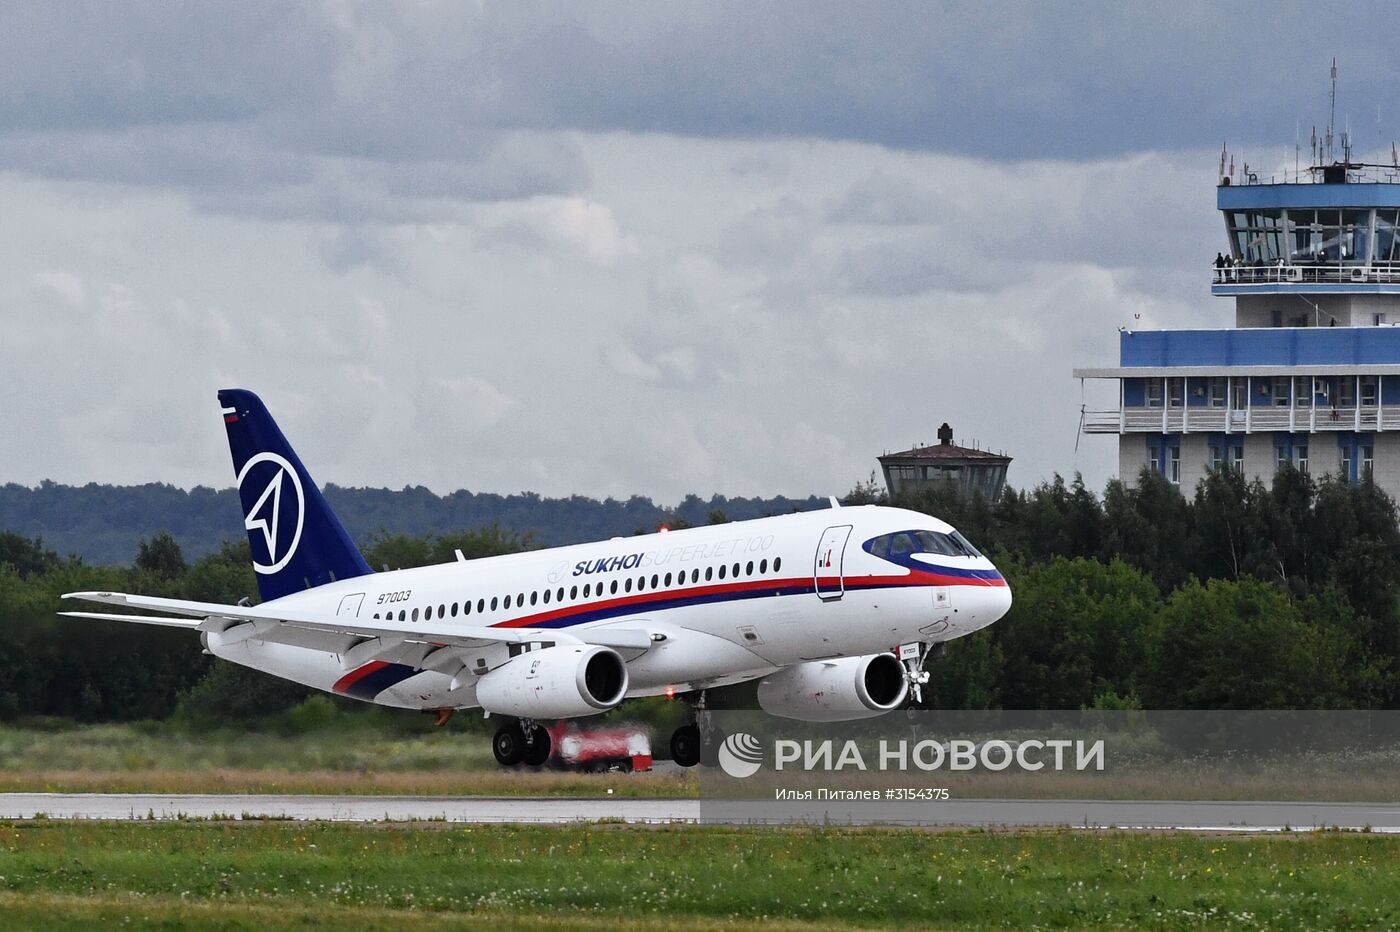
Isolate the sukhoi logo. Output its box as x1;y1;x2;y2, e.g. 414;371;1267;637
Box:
236;452;305;576
573;553;644;576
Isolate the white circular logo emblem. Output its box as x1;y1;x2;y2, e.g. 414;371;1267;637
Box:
718;732;764;779
235;452;306;575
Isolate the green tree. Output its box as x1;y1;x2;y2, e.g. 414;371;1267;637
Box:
1144;578;1351;709
134;532;187;580
994;558;1157;708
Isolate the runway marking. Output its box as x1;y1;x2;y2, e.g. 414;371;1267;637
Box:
2;794;1399;831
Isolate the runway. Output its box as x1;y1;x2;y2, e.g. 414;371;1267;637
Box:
2;794;1398;831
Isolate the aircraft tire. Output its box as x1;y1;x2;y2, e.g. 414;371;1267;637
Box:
492;725;526;767
670;724;701;767
522;727;552;767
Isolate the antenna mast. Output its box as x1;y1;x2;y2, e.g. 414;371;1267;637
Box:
1328;57;1338;162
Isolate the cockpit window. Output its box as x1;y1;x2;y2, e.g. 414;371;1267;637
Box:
864;528;982;559
913;530;961;556
949;531;982;558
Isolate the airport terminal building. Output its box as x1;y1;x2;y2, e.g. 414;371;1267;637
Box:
1075;156;1400;499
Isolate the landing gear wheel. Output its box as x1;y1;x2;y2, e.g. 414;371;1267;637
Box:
522;726;551;767
492;725;526;767
671;724;701;767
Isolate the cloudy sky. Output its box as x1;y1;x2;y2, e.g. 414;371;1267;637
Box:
3;2;1398;503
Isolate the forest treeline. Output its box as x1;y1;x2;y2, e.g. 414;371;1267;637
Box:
0;482;825;566
1;466;1398;721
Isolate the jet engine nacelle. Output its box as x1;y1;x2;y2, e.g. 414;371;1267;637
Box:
756;653;909;722
476;645;628;719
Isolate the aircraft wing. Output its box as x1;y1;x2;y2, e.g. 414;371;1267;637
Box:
60;591;652;652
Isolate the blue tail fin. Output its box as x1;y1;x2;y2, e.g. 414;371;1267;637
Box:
218;388;373;601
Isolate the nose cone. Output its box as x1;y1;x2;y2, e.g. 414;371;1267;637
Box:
986;578;1013;624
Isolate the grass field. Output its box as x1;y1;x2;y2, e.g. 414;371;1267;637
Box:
0;721;695;797
0;821;1396;929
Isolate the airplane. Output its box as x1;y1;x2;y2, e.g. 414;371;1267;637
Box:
63;389;1012;767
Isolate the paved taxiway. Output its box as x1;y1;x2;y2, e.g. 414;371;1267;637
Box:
1;794;1398;831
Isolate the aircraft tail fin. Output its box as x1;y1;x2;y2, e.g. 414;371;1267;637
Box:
218;388;373;602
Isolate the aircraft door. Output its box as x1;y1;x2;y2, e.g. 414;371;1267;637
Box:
337;593;365;618
814;525;852;601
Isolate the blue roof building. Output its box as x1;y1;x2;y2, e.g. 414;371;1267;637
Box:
1074;152;1400;495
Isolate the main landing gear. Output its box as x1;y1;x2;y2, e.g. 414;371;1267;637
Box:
492;719;551;767
669;691;721;768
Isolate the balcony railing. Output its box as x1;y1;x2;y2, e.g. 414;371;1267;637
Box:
1212;263;1400;286
1084;404;1400;434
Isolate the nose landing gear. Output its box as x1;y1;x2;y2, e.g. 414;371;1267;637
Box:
898;642;943;707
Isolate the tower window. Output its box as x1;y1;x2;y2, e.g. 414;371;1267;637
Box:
1362;377;1378;406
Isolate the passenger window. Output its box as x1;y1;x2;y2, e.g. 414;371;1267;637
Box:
650;574;659;589
488;597;496;611
746;560;754;576
557;587;564;602
464;601;471;616
450;603;458;617
732;563;740;578
705;567;713;581
718;565;727;580
518;593;525;607
398;609;406;622
774;557;782;572
583;583;591;598
611;580;619;595
664;572;672;586
411;608;420;622
760;558;768;573
570;585;578;599
542;589;551;604
692;569;700;583
625;578;633;593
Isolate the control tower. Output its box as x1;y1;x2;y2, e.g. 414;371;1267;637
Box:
1074;86;1400;498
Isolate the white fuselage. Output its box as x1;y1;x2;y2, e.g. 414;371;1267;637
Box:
209;505;1011;712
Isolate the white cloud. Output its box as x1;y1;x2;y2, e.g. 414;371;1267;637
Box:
0;133;1228;503
31;270;86;308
